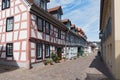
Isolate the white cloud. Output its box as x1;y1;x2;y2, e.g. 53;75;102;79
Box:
48;0;100;41
60;0;74;5
48;0;60;8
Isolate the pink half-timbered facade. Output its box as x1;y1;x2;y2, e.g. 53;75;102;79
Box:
0;0;87;69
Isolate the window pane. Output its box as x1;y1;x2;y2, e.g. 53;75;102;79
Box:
6;43;13;56
58;30;61;39
45;45;50;57
2;0;10;9
2;0;6;9
6;17;14;32
6;0;10;8
37;18;43;31
45;22;50;34
36;43;43;59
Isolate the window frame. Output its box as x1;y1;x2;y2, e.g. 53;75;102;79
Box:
40;0;47;10
37;17;44;32
45;44;50;58
58;29;61;39
6;43;13;57
6;17;14;32
36;43;43;59
45;21;50;35
2;0;10;10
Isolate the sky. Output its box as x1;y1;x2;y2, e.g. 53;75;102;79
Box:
48;0;100;41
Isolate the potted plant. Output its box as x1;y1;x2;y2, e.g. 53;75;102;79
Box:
62;57;66;62
51;52;57;62
77;52;80;58
73;57;77;60
43;58;53;65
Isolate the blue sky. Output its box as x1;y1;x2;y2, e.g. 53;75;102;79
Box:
48;0;100;41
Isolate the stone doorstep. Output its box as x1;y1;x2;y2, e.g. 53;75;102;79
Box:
87;73;107;79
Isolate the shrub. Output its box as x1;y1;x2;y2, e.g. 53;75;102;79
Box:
44;58;53;65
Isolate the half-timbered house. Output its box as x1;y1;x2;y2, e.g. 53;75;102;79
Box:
0;0;87;69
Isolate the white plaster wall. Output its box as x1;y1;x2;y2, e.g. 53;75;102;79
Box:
37;32;42;39
22;12;27;20
21;22;27;29
6;32;13;42
19;30;27;39
22;41;26;50
0;20;3;25
2;10;5;18
7;57;12;60
19;4;27;12
15;6;20;14
13;52;20;60
14;23;20;30
14;42;20;50
46;35;49;41
6;9;10;17
14;31;18;40
11;1;14;7
20;52;26;61
31;59;35;63
11;8;14;15
31;29;36;38
31;42;35;48
15;14;20;22
1;52;6;58
31;14;36;20
1;34;5;42
66;47;78;59
3;44;6;51
31;50;35;57
0;27;2;33
15;0;21;5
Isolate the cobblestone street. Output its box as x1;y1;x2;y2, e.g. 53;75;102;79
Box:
0;53;113;80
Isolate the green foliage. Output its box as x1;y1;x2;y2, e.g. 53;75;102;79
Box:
51;52;60;63
44;58;53;65
77;52;80;58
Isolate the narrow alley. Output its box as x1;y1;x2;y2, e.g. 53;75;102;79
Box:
0;52;113;80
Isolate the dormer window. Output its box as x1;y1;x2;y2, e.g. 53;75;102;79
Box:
33;0;48;10
2;0;10;10
40;0;47;10
48;6;63;20
61;19;71;30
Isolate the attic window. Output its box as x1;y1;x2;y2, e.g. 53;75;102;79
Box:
40;0;46;10
2;0;10;10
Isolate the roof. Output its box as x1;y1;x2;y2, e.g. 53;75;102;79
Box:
48;6;63;15
71;24;76;28
61;19;69;23
77;28;81;32
27;0;50;4
61;19;72;25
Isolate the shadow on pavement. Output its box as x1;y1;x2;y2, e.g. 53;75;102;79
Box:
85;73;109;80
0;65;19;73
88;54;114;80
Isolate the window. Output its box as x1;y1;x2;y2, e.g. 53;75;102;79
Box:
6;17;14;32
37;17;44;32
40;0;46;10
58;30;61;39
36;43;43;59
45;21;50;35
53;14;57;19
2;0;10;10
6;43;13;57
57;13;61;20
45;45;50;58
